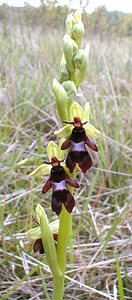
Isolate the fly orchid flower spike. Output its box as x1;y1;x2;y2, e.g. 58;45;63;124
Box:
55;101;101;174
30;140;79;215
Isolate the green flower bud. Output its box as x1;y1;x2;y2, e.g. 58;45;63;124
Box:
73;49;85;69
72;39;78;55
59;54;70;83
52;78;68;122
36;204;62;277
59;62;70;83
62;80;77;100
65;13;73;35
63;34;78;81
73;11;81;23
75;43;90;87
72;20;84;48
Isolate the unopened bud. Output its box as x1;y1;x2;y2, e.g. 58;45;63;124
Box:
52;78;68;122
72;20;84;48
62;80;77;100
75;43;90;87
73;49;85;69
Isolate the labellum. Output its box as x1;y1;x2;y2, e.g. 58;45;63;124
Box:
42;156;79;215
61;117;98;173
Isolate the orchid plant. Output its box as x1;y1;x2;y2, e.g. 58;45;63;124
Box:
26;11;101;300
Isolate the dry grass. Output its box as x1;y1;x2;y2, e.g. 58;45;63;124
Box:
0;20;132;300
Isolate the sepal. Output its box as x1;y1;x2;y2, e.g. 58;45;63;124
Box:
29;164;51;177
83;102;90;122
84;123;101;137
27;226;41;240
47;140;64;161
71;101;83;120
55;124;72;138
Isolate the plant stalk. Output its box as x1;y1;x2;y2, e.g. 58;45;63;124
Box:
52;205;71;299
52;275;64;300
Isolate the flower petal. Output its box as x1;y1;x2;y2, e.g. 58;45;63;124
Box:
71;101;83;120
55;124;72;138
84;123;101;137
83;102;90;122
26;227;41;240
29;164;51;177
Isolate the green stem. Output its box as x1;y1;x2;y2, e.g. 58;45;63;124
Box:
52;276;64;300
51;205;71;300
57;205;71;274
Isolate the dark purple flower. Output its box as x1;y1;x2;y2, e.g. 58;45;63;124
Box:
61;117;98;174
42;156;79;215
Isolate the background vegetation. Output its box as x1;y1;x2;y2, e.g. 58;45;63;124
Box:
0;3;132;300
